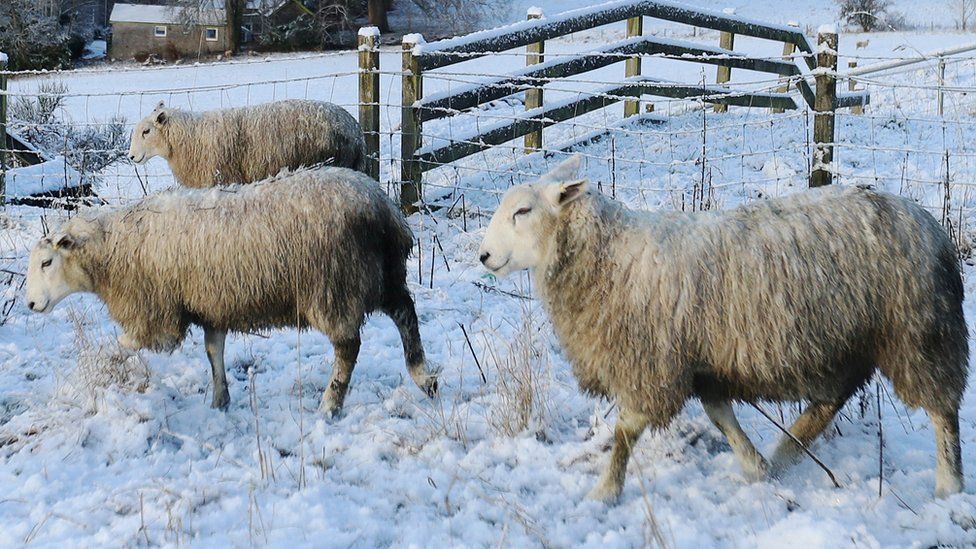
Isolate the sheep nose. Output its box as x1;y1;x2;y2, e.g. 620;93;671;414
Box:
479;252;490;264
28;301;35;311
128;154;135;161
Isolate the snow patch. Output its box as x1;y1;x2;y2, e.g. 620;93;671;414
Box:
818;23;838;34
358;26;381;38
527;6;544;17
5;157;82;197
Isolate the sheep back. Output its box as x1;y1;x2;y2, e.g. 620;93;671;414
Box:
163;100;367;188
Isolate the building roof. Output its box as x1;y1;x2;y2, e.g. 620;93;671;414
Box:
110;3;225;26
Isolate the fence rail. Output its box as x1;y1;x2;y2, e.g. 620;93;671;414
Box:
394;0;869;211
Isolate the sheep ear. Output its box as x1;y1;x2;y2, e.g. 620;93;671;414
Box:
53;232;84;251
544;154;582;183
155;100;165;111
545;179;588;208
154;110;167;126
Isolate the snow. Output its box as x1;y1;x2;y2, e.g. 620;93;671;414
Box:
527;6;545;18
818;23;839;35
3;0;976;546
109;3;223;26
5;157;83;197
0;52;8;65
82;40;107;61
358;26;380;38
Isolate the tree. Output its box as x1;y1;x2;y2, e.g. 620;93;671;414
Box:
225;0;243;52
836;0;892;32
367;0;390;32
950;0;975;30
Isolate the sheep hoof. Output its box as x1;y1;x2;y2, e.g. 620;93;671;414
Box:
587;480;622;505
318;395;343;419
117;333;139;351
411;369;439;399
211;394;230;411
742;459;770;483
935;476;963;499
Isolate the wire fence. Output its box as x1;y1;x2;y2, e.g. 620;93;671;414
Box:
2;27;976;257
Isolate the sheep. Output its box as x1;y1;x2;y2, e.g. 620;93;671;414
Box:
478;155;968;502
127;99;368;188
25;166;437;414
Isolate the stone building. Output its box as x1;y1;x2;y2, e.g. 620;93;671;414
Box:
109;3;227;61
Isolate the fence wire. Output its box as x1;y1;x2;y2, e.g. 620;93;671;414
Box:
2;44;976;257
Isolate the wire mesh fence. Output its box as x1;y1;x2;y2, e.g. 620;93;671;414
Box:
2;21;976;260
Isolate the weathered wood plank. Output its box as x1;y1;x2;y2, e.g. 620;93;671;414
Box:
624;16;643;117
419;35;798;123
417;77;796;169
810;29;837;188
358;28;381;181
401;36;424;213
417;0;812;71
524;9;545;153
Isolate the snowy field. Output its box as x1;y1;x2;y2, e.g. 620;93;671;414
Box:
4;1;976;547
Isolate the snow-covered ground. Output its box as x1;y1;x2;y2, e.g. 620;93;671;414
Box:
3;1;976;546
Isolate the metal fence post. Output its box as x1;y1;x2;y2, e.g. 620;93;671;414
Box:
358;27;381;182
811;27;838;188
624;15;643;117
0;52;7;207
401;34;424;214
524;8;544;153
938;56;946;117
714;8;735;113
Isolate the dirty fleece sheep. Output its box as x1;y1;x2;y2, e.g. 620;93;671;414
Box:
478;155;968;502
25;167;437;414
128;99;368;187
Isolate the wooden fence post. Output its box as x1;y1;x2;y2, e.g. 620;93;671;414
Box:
358;27;381;182
938;56;946;117
0;52;7;207
713;8;735;113
624;15;643;117
810;27;838;188
401;34;424;214
772;21;799;114
524;8;544;153
848;60;862;115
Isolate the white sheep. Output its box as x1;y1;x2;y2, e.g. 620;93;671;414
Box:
478;155;968;502
26;166;437;414
128;99;368;188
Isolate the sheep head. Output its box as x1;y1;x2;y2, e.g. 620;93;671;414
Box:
479;154;588;276
128;101;172;164
26;217;101;313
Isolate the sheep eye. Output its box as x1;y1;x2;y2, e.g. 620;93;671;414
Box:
142;128;150;136
513;207;531;221
41;259;52;269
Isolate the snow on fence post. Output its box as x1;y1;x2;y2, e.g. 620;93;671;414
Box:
772;21;799;114
0;51;7;207
624;15;643;117
401;34;425;214
359;27;381;182
938;57;946;117
524;7;545;153
810;26;838;188
713;8;735;113
848;60;862;115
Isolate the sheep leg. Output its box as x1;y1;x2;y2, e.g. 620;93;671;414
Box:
702;400;769;481
203;326;230;411
928;407;963;498
588;408;650;504
769;400;844;475
384;289;438;398
318;334;361;418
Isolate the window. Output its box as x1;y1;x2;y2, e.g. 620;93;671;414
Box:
205;27;218;41
154;25;167;37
